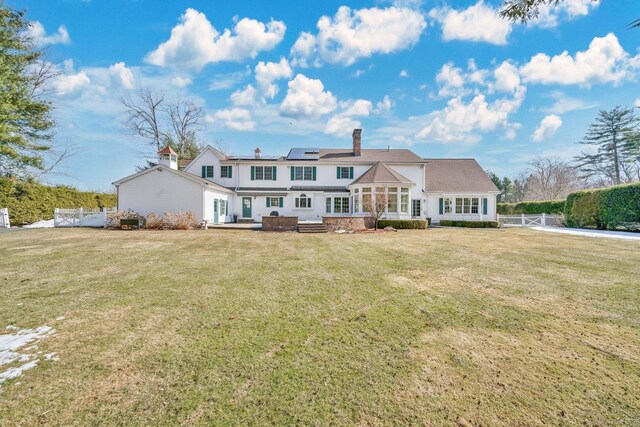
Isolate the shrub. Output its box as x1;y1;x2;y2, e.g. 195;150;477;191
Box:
565;182;640;231
440;220;500;228
107;210;144;228
145;213;164;229
497;200;565;215
0;178;117;226
377;219;428;229
162;212;199;230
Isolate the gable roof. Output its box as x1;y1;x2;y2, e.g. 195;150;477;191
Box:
424;159;499;193
182;146;228;174
112;164;232;193
351;162;413;185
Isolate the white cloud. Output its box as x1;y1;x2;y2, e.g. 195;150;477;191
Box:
208;70;248;91
374;95;393;114
635;99;640;108
520;33;639;86
280;74;337;118
52;60;90;96
532;114;562;142
254;58;292;99
429;1;511;45
415;86;526;143
27;21;70;46
145;9;286;71
108;62;134;89
542;91;594;114
209;108;255;131
399;69;409;78
492;61;520;93
290;6;426;67
324;99;372;137
170;76;192;88
230;84;259;106
533;0;600;28
435;63;465;97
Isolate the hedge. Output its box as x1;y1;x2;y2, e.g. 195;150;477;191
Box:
497;200;565;215
564;182;640;231
0;178;117;226
377;219;428;229
439;220;500;228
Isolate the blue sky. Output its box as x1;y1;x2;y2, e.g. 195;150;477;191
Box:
13;0;640;190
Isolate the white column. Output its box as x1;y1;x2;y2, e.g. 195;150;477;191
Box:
79;208;84;227
521;213;525;226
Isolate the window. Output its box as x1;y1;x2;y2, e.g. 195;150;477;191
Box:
471;198;479;214
337;166;353;179
362;188;371;211
333;197;350;213
202;165;214;178
251;166;276;181
354;189;360;213
464;198;471;214
387;191;398;213
292;166;316;181
444;197;453;214
455;198;463;214
220;199;226;216
220;165;232;178
326;197;332;213
295;194;312;209
412;200;421;217
269;197;280;207
401;189;409;214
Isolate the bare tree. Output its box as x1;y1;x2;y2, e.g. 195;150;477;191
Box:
122;88;165;152
121;88;208;165
363;189;388;230
524;157;580;200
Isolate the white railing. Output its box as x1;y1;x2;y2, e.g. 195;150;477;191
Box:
0;208;9;228
497;213;564;227
54;207;116;228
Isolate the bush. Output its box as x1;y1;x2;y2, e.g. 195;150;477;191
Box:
497;200;565;215
107;210;144;228
377;219;428;229
565;183;640;231
161;212;200;230
145;213;164;229
0;178;117;226
440;220;500;228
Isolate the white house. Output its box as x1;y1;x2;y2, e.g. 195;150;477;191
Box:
113;130;499;224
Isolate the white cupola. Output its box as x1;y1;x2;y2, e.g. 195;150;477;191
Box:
158;145;178;170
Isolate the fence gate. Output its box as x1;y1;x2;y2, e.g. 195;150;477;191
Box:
497;214;563;227
54;208;115;228
0;208;9;228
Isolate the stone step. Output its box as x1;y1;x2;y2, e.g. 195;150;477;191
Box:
297;223;328;233
238;219;255;223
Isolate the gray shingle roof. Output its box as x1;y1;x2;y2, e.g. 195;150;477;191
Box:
351;162;413;185
317;148;424;163
424;159;499;193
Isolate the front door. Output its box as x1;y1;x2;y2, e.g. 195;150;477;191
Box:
242;197;252;218
412;199;421;218
214;200;219;224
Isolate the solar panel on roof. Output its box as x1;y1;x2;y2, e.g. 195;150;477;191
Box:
287;147;320;160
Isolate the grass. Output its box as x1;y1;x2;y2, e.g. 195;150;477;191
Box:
0;227;639;426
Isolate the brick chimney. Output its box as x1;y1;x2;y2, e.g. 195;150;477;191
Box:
352;128;362;157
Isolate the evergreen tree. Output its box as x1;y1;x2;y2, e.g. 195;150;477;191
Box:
574;107;640;185
0;2;56;178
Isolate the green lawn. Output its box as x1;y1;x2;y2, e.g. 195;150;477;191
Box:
0;227;639;426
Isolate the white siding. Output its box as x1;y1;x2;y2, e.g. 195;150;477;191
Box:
118;168;205;221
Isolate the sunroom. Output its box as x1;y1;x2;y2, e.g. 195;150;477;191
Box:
347;162;415;219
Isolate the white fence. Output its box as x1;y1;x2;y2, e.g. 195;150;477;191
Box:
497;213;564;227
54;208;116;228
0;208;9;228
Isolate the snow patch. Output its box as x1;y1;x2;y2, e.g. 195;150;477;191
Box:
0;325;56;389
22;219;55;228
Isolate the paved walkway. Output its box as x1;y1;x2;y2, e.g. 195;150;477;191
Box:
531;226;640;241
208;223;262;230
